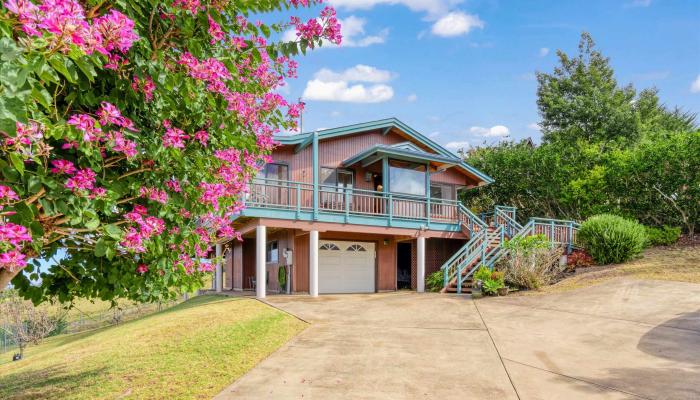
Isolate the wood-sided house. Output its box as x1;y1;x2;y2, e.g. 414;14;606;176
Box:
216;118;495;297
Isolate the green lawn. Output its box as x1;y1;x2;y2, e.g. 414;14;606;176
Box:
0;295;306;399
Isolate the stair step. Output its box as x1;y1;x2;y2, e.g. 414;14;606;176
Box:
445;287;473;293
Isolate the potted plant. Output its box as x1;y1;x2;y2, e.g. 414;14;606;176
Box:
278;265;287;294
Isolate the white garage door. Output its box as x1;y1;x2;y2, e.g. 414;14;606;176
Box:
318;240;376;294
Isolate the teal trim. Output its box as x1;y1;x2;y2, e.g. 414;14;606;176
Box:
343;144;460;167
239;207;462;232
273;118;495;185
381;156;389;192
312;131;319;220
294;134;314;153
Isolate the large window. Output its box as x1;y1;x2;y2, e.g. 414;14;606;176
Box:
261;163;288;182
389;160;426;196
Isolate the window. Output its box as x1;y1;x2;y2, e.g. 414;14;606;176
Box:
266;241;278;263
320;243;340;250
346;244;367;252
261;163;288;182
389;160;426;196
430;184;455;201
321;167;354;190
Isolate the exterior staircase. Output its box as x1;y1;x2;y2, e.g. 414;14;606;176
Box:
441;206;580;294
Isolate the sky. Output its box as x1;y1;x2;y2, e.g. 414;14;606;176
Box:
278;0;700;151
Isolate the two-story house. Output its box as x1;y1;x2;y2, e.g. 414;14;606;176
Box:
215;118;499;297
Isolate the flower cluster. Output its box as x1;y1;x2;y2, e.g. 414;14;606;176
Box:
290;6;342;47
0;222;31;271
139;187;168;204
4;0;138;56
131;75;155;102
67;102;138;158
0;185;19;209
65;168;97;192
120;205;166;254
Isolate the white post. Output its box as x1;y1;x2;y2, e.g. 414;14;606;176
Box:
256;225;267;299
417;236;426;293
309;230;319;297
215;243;223;293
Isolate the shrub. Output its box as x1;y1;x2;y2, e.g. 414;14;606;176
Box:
578;214;647;264
482;279;503;295
425;270;444;292
644;226;681;247
499;237;564;290
503;234;549;254
567;250;593;269
473;265;492;283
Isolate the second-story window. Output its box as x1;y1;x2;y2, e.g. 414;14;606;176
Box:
262;163;289;182
321;167;353;191
389;160;426;196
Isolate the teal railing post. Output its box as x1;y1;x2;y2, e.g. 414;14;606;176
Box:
388;193;393;226
295;183;301;218
567;222;573;254
312;131;319;220
344;189;350;223
426;196;431;227
550;220;555;245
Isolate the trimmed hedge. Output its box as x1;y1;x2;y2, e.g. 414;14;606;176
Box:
578;214;647;264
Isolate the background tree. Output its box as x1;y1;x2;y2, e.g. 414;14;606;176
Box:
0;0;341;304
0;290;57;359
463;32;698;234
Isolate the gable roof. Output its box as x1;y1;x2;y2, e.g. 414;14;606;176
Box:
274;118;494;185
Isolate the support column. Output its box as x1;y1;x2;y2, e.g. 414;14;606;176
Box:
309;230;319;297
215;243;223;293
417;236;426;293
256;225;266;299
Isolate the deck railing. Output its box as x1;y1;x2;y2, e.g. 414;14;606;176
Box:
244;179;479;229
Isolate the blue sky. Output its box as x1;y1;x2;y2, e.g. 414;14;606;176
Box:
279;0;700;151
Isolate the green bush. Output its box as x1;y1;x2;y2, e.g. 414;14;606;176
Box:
503;234;550;253
425;270;445;292
578;214;647;264
473;265;492;283
644;226;681;247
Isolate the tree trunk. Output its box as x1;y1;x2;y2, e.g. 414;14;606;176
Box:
0;268;21;291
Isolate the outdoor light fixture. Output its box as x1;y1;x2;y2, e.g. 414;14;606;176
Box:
383;239;389;245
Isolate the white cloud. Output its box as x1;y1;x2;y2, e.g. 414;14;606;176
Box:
331;111;342;117
328;0;455;17
431;12;484;37
527;123;540;131
539;47;550;57
283;16;387;48
407;93;418;102
428;131;440;138
314;65;395;83
469;125;510;137
303;65;395;103
444;141;470;151
690;74;700;93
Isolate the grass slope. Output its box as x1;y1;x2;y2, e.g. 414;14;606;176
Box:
533;245;700;294
0;295;306;399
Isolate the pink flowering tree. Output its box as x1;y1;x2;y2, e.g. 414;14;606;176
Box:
0;0;341;303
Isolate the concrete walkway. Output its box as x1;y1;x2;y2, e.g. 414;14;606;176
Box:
215;279;700;399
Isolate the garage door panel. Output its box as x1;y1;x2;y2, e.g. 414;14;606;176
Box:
319;240;375;294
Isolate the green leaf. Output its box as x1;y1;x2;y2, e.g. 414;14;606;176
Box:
31;86;52;110
9;152;25;175
48;56;79;83
73;57;97;83
85;217;101;230
94;239;108;257
27;175;42;193
0;38;21;62
104;224;122;240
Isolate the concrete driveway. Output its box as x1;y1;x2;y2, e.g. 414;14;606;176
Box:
215;279;700;400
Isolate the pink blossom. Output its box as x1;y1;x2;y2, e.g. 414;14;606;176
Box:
162;126;189;149
62;141;79;149
93;10;139;54
0;250;27;271
67;114;101;142
173;0;201;14
197;262;214;272
120;227;145;253
199;182;226;209
133;204;148;215
193;130;208;145
0;223;32;246
50;159;77;175
207;15;225;43
230;36;247;50
110;131;138;158
139;187;168;204
88;187;107;199
5;121;43;148
136;263;148;274
65;168;96;192
165;179;182;193
0;185;19;202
